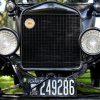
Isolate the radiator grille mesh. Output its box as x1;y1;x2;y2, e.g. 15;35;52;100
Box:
21;13;80;69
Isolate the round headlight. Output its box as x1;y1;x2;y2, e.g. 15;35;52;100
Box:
94;2;100;12
80;28;100;55
6;1;16;12
0;28;18;56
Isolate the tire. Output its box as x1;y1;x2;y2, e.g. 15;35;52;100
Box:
13;75;20;85
90;63;100;87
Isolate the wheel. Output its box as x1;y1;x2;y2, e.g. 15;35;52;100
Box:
13;74;20;85
0;88;3;97
90;63;100;87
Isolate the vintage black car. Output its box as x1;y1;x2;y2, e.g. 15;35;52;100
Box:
0;0;100;97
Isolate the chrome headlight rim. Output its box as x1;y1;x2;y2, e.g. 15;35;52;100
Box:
0;27;19;56
79;27;100;55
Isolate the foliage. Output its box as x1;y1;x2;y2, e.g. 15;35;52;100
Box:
0;12;8;27
0;76;23;93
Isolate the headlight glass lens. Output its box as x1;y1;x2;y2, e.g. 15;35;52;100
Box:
0;29;18;55
80;29;100;55
6;1;15;12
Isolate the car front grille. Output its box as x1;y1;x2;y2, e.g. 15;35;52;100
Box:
21;13;81;70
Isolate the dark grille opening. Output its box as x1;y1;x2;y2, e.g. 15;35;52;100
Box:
21;13;80;70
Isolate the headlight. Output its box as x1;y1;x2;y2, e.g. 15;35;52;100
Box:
79;28;100;55
0;28;19;56
6;1;16;12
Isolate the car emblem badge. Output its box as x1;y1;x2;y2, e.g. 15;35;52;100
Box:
25;18;35;29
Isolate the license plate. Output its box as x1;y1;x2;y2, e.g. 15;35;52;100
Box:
28;77;76;97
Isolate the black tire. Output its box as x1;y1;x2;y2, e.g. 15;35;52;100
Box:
90;63;100;87
13;75;20;85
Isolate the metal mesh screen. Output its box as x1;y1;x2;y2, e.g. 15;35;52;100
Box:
21;13;80;70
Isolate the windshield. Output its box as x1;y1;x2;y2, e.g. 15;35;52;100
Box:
15;0;91;4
